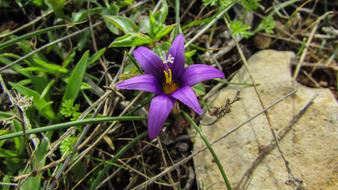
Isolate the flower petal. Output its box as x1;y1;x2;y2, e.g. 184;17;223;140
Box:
171;86;203;115
133;47;164;79
116;74;161;94
148;95;175;139
168;34;185;81
182;64;224;86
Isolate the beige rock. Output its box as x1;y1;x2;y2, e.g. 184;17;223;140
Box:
193;50;338;190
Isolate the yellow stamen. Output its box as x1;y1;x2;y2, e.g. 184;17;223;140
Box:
163;69;173;84
162;68;178;94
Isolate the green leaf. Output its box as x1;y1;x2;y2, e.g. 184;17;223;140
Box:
239;0;261;11
255;16;275;34
32;0;44;6
60;136;77;155
193;83;206;96
17;79;32;86
19;67;51;73
12;120;25;155
103;15;139;34
0;111;13;120
0;175;12;190
120;62;139;80
148;0;169;38
149;12;158;38
229;20;253;39
64;78;91;90
88;48;106;65
62;51;76;68
0;54;31;77
9;83;56;120
155;24;175;40
40;79;56;99
139;16;150;34
45;0;65;18
72;10;88;23
21;138;49;190
32;56;68;74
109;33;152;47
101;6;121;35
158;0;168;24
60;100;80;120
0;130;8;148
62;51;89;104
31;75;48;94
76;30;91;51
72;7;102;23
185;50;197;58
182;17;213;30
0;148;17;157
203;0;219;6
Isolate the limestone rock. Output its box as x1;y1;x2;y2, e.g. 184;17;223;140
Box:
193;50;338;190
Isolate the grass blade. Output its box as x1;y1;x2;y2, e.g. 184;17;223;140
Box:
0;116;145;140
62;51;89;104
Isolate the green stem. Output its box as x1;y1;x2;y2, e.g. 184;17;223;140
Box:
175;0;181;34
0;116;145;140
183;112;232;190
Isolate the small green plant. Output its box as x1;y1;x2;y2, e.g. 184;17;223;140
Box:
60;99;81;120
229;20;253;38
60;136;77;155
238;0;261;11
255;15;276;34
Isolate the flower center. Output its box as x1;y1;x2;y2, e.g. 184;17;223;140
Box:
161;53;178;94
162;68;178;94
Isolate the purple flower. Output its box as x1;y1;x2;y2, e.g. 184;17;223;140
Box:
116;34;224;139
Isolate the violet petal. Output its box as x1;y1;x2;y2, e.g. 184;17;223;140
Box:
182;64;224;86
116;74;161;94
171;86;203;115
133;47;164;80
168;34;185;81
148;95;175;139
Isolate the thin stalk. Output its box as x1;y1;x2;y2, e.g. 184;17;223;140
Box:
0;116;145;140
0;25;65;50
175;0;181;34
182;112;232;190
185;3;234;47
90;131;147;190
0;10;53;39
